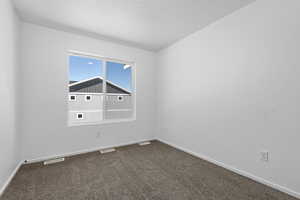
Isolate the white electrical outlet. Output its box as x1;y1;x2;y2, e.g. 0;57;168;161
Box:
260;151;269;162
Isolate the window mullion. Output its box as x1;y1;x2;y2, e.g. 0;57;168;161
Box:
102;60;107;120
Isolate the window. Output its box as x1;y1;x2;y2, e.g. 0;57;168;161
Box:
68;51;135;126
69;95;76;101
117;96;124;102
85;95;92;101
77;113;84;119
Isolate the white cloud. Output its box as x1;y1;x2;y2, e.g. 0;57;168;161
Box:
124;64;131;69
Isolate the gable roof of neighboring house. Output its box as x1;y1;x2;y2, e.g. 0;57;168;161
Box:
69;80;77;84
69;76;131;94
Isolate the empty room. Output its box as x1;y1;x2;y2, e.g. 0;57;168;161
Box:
1;0;300;199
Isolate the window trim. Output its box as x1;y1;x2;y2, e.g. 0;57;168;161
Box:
67;50;136;126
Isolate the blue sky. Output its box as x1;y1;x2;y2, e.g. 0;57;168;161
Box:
69;55;132;92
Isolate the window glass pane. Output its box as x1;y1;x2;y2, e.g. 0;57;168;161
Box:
105;61;133;120
68;54;135;125
68;55;104;125
69;55;103;93
106;61;132;94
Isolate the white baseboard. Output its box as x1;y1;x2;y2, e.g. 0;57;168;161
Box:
0;160;24;197
4;139;298;199
157;138;300;199
25;138;155;164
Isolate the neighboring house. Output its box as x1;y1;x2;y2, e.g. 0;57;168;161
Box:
68;77;133;124
69;76;131;94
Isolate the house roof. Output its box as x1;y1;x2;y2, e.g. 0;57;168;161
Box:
69;76;131;94
69;80;77;84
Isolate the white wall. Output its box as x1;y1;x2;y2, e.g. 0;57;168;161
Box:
0;0;20;192
20;23;156;161
157;0;300;196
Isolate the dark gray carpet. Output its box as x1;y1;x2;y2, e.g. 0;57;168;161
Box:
1;141;298;200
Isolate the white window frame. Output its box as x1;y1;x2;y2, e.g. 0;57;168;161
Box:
68;50;136;126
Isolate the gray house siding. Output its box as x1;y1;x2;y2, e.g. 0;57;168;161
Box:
69;94;103;111
71;82;103;93
105;95;132;110
68;77;133;125
105;110;133;120
107;83;130;94
69;77;130;94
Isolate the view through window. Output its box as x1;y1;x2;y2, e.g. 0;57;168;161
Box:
68;53;135;126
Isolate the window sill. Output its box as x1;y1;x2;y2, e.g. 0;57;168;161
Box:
68;117;136;127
